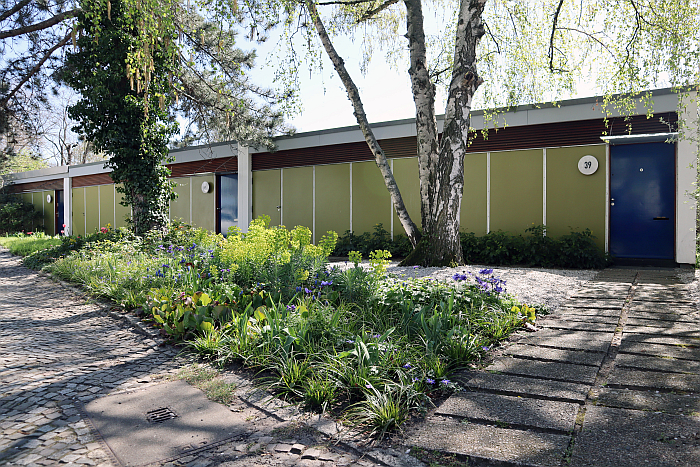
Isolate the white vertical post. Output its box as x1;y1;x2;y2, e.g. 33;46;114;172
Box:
542;148;547;233
676;90;698;264
189;176;193;225
605;144;610;253
98;185;101;228
279;168;284;227
390;159;394;240
349;163;353;233
83;187;86;235
486;152;491;234
312;165;316;244
63;177;72;235
237;144;253;232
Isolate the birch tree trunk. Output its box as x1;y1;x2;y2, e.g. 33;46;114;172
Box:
402;0;485;266
304;0;422;248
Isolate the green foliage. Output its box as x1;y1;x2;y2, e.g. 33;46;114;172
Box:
333;224;413;258
460;226;608;269
35;216;536;439
63;0;177;235
0;234;61;256
0;191;42;235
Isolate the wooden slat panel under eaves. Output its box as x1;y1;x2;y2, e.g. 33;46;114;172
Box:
72;173;114;188
167;157;238;177
7;178;64;193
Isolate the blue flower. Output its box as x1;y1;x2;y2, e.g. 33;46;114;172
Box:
412;377;419;383
286;305;296;312
426;378;435;385
304;288;312;294
403;363;412;369
440;379;451;386
296;286;302;292
482;346;490;351
479;268;494;275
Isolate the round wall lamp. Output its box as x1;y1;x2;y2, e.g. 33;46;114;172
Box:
46;194;52;203
201;181;211;193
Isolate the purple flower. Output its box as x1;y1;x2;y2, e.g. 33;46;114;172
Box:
304;288;312;294
346;339;354;344
482;346;490;351
286;305;296;312
479;268;494;275
452;273;467;281
412;377;419;383
403;363;412;369
365;383;372;389
440;379;450;386
426;378;435;385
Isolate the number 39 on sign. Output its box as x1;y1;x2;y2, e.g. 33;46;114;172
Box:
578;155;598;175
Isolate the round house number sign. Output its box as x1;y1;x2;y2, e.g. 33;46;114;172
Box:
201;181;211;193
578;155;598;175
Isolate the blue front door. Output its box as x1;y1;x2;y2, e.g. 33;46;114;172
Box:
609;142;675;259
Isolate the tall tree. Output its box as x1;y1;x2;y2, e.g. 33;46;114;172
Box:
63;0;176;234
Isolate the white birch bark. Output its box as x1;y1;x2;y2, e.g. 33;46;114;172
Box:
304;0;422;247
403;0;485;265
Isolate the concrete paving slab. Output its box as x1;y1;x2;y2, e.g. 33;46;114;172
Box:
597;387;700;414
619;341;700;361
83;381;247;466
406;416;571;467
621;333;700;347
489;357;599;384
623;324;700;337
564;299;625;309
629;303;697;313
614;353;700;374
504;344;606;367
571;291;629;299
455;372;590;403
518;329;614;353
607;368;700;392
572;405;700;467
435;392;580;432
627;315;700;326
591;270;637;282
555;307;621;319
541;319;615;332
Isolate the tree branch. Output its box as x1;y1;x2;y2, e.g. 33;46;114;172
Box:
1;32;71;108
0;8;80;40
0;0;32;23
549;0;565;72
317;0;375;5
358;0;399;22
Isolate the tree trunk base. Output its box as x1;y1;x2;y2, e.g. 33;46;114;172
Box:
399;235;464;267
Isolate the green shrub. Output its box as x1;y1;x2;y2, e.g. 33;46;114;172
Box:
333;224;413;258
461;226;608;269
0;234;61;256
0;191;42;235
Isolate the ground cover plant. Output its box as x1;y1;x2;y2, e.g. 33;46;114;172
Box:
14;216;539;438
0;232;62;256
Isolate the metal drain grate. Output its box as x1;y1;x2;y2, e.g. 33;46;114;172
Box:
146;407;177;423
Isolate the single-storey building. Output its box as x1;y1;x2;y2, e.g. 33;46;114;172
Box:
3;88;698;265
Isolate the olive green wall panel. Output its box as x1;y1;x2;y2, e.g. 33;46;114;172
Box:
546;145;606;249
352;161;391;235
461;152;488;235
170;177;191;224
85;186;100;234
99;184;115;228
114;185;131;229
191;174;216;231
391;158;420;239
30;192;44;232
42;191;54;234
72;188;85;236
253;170;281;226
490;149;543;234
282;166;313;230
316;164;350;239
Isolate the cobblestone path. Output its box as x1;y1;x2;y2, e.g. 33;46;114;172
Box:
0;251;183;466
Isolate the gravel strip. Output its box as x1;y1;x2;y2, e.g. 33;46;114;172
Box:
332;260;599;311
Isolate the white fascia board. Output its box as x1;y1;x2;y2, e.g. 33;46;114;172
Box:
171;143;238;164
66;161;111;177
5;165;68;182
